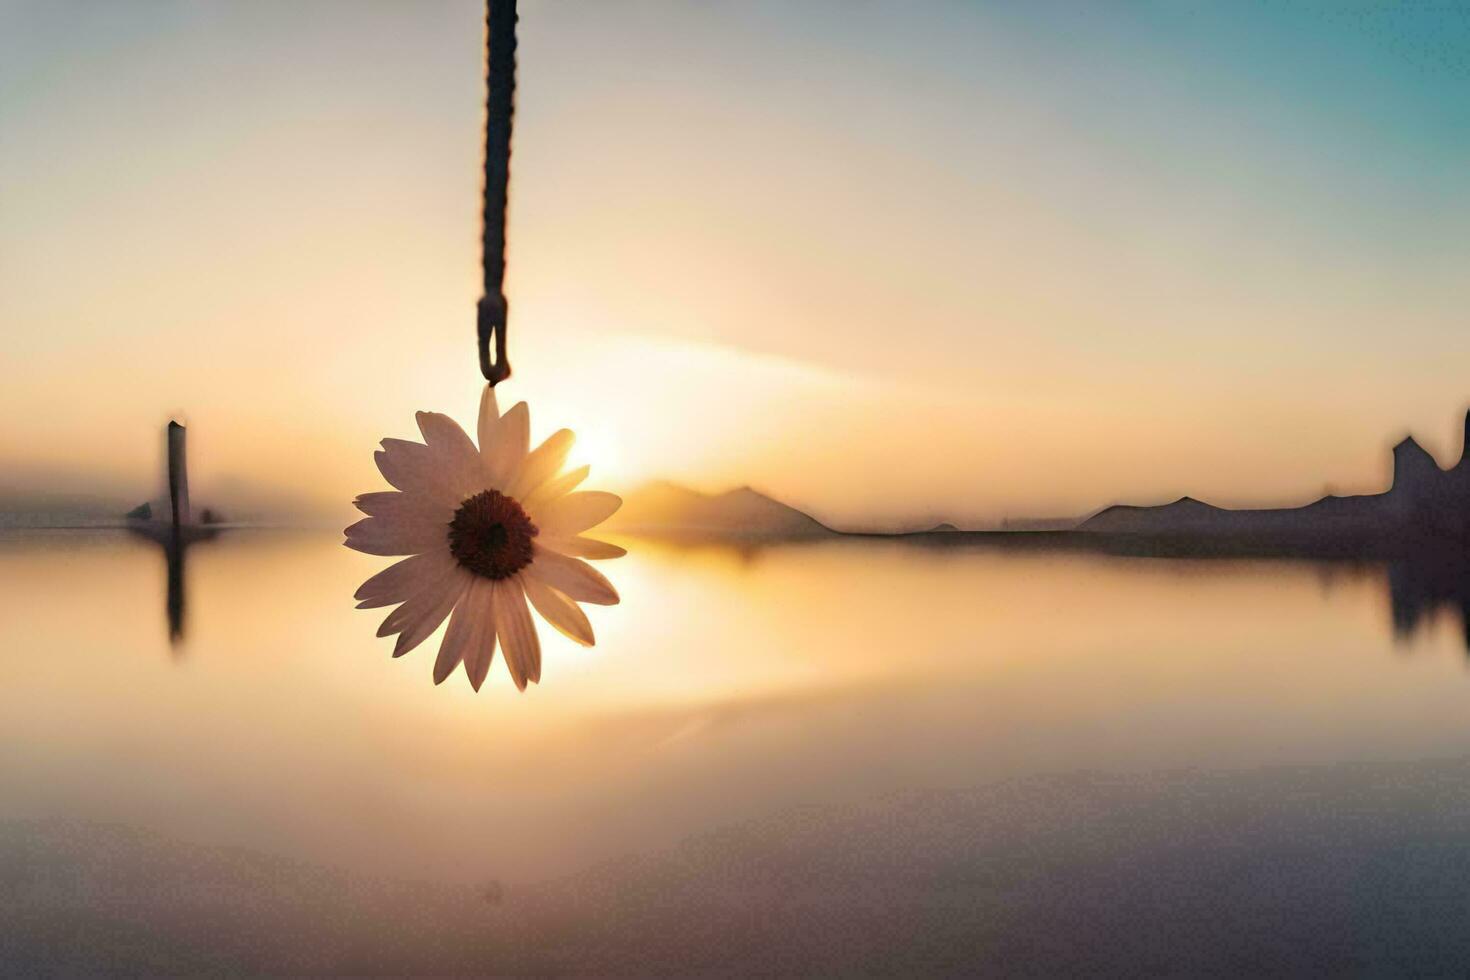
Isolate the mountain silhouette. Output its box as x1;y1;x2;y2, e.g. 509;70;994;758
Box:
1081;409;1470;550
610;481;831;539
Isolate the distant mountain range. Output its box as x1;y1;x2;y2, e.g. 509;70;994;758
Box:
611;409;1470;553
609;481;832;539
1080;411;1470;550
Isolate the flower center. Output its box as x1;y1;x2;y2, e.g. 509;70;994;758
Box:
447;490;538;580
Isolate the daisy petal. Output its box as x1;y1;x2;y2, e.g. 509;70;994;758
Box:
389;570;470;659
433;595;473;684
375;439;462;506
508;428;574;500
463;578;500;691
344;516;450;557
524;575;594;646
374;438;432;491
375;557;461;636
416;411;482;497
524;464;589;511
477;384;502;456
435;579;488;685
540;535;627;560
467;618;499;692
532;491;622;537
417;410;475;457
354;551;455;608
353;491;452;525
484;401;530;489
528;545;620;606
495;579;541;690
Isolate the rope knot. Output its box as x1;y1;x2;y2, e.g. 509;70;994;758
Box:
477;293;511;385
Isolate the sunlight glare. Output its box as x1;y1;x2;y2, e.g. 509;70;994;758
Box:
571;422;622;485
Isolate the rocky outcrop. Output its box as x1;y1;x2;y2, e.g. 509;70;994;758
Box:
1389;436;1440;519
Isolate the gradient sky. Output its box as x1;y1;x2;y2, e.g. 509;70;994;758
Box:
3;1;1468;527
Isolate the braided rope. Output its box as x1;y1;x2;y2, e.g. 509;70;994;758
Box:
478;0;517;385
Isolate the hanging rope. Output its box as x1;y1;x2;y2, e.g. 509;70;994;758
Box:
478;0;517;385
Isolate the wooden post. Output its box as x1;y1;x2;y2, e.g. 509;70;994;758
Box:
167;420;190;529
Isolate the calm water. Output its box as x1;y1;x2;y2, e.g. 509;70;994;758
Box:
5;528;1470;974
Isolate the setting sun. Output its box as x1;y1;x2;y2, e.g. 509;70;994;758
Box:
568;421;622;485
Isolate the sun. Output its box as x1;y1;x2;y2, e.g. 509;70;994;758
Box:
570;421;624;484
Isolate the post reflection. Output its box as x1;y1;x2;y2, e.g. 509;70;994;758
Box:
127;524;220;650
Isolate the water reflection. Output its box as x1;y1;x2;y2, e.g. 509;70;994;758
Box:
113;527;1470;660
5;529;1469;871
639;534;1470;657
125;524;220;649
1387;556;1470;651
83;525;1470;669
6;528;1470;973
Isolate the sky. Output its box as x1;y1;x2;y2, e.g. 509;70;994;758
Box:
2;0;1468;528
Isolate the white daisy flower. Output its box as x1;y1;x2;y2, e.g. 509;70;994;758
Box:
345;386;623;691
